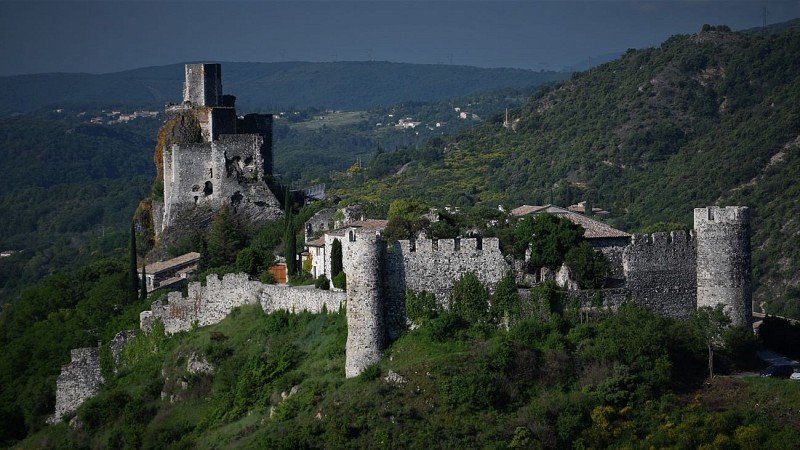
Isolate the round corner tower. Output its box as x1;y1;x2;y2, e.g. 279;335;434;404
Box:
343;228;384;378
694;206;752;327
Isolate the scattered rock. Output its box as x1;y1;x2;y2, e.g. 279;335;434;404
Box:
384;370;407;385
187;352;214;375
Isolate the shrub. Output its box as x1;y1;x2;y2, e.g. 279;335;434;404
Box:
315;275;330;290
406;289;439;323
332;272;347;290
450;272;490;325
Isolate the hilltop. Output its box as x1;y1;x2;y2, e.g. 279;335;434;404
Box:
336;25;800;318
0;61;564;115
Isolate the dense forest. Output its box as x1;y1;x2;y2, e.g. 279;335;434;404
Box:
334;25;800;319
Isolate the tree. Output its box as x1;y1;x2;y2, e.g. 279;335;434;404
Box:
387;199;428;221
450;272;490;325
690;304;731;379
283;190;297;278
515;213;584;269
564;242;609;289
128;222;138;305
490;272;521;329
205;206;244;269
139;264;147;301
331;238;343;278
284;226;297;277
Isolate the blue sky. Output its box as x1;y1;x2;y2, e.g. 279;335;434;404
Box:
1;1;799;76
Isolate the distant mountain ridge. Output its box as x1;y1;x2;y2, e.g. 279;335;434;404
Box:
0;61;565;115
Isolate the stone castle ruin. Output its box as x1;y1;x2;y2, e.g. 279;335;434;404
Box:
152;64;282;246
48;64;756;421
341;206;753;375
133;206;752;378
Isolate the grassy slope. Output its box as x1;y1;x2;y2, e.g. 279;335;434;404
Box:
18;303;800;449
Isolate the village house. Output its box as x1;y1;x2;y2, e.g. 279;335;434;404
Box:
140;252;201;292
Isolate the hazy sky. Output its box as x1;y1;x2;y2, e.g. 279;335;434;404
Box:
1;1;799;76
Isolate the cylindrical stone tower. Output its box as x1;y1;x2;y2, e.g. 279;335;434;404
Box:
694;206;752;327
343;228;384;378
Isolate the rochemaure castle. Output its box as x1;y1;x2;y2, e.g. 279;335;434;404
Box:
49;63;752;423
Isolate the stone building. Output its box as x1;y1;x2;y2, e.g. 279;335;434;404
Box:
140;252;200;292
154;63;282;245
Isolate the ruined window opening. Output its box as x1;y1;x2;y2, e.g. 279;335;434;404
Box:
191;184;201;192
194;196;199;205
244;155;253;165
476;237;483;250
208;168;213;178
204;181;213;196
231;191;243;206
349;230;356;242
410;240;416;252
432;239;438;251
708;209;714;220
454;238;460;251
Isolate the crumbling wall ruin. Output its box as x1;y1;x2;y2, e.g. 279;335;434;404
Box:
139;273;345;334
49;348;104;424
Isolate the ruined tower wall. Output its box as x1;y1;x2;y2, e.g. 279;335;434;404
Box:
162;142;213;229
343;229;384;378
695;206;752;327
622;231;697;319
49;348;104;424
394;237;510;306
183;63;222;107
159;64;282;239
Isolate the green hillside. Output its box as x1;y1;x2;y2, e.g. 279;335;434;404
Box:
336;26;800;319
0;62;565;115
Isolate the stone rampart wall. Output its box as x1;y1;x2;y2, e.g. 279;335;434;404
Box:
140;273;344;334
394;237;511;305
588;237;630;280
622;231;697;319
49;348;104;424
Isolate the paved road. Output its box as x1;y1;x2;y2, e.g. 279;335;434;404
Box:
757;350;799;367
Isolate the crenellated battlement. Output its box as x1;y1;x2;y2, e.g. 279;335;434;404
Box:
397;237;499;254
695;206;750;226
629;230;695;247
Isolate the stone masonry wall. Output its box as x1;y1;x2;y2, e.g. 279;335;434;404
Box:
695;206;752;327
140;273;345;334
393;237;511;306
343;228;384;378
49;348;104;424
622;231;697;319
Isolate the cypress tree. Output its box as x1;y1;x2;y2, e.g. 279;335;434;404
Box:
331;238;343;278
128;222;138;304
140;263;148;301
283;189;296;277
